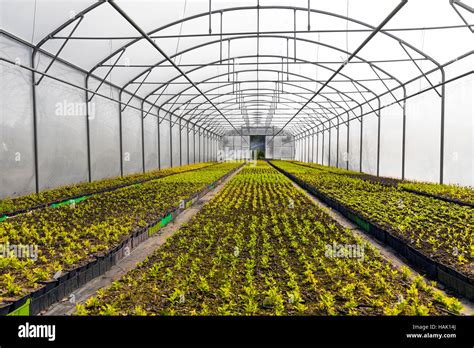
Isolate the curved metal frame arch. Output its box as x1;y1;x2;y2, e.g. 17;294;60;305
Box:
187;90;333;132
149;54;380;126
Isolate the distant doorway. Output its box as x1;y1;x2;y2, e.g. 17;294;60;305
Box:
250;135;266;159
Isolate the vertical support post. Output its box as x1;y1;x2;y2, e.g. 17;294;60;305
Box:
141;99;145;173
118;90;124;176
31;52;40;193
377;100;381;177
169;113;173;167
294;138;297;161
305;134;307;163
203;130;206;162
241;129;243;158
328;126;332;166
299;137;301;162
220;11;223;62
295;138;298;161
346;113;350;170
401;89;407;180
322;128;325;166
306;131;311;163
304;135;307;162
336;119;340;168
187;122;190;165
207;131;210;162
296;138;299;161
211;134;214;161
179;118;182;166
302;137;305;162
440;72;446;184
307;0;311;31
300;137;303;162
302;137;304;162
293;9;297;62
213;134;215;161
360;116;363;173
303;134;306;162
157;108;161;170
311;132;314;163
85;75;92;182
208;0;212;34
316;132;319;164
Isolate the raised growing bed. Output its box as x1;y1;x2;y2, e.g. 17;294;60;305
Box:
289;160;474;207
0;162;243;316
269;161;474;301
0;162;217;219
399;187;474;208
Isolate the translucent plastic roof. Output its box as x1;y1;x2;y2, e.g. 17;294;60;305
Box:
1;0;473;136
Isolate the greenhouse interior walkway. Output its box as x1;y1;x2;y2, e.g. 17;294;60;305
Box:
0;0;472;321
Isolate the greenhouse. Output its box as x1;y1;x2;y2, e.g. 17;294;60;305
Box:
0;0;473;342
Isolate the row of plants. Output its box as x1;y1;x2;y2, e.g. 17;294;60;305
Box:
290;161;474;205
271;160;474;278
0;162;215;216
0;162;241;304
77;162;462;315
399;182;474;205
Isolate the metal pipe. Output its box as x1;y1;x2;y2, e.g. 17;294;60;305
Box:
108;0;246;143
270;0;408;140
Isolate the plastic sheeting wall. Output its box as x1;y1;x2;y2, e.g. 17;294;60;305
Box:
171;115;180;166
35;53;88;190
144;113;159;172
295;74;472;186
200;133;205;162
361;114;378;175
0;36;216;199
404;92;441;183
444;63;473;187
194;131;200;163
189;128;196;164
180;122;188;165
159;117;171;169
90;88;121;181
0;36;35;197
379;101;403;179
338;125;348;168
121;97;143;176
